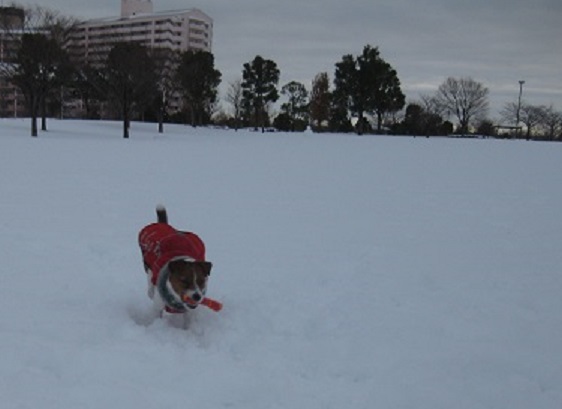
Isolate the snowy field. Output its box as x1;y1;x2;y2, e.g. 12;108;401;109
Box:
1;118;561;409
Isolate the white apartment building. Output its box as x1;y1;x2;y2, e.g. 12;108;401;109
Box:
67;0;213;66
64;0;213;117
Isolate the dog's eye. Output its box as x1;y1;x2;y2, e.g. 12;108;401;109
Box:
180;277;192;285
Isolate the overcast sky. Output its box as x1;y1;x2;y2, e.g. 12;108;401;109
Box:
23;0;562;117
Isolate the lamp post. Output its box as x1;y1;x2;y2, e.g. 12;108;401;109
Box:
516;80;525;138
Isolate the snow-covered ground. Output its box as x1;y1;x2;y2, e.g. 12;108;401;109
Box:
1;118;561;409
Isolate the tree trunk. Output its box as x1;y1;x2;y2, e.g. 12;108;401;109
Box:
377;112;383;133
158;106;164;133
41;96;47;131
31;115;38;137
123;102;129;139
190;105;196;128
253;104;259;131
29;96;38;137
125;112;131;138
357;112;364;135
123;93;129;139
123;115;129;138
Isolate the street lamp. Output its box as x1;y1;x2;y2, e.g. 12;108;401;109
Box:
516;80;525;138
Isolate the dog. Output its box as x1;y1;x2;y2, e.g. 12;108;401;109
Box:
138;205;212;315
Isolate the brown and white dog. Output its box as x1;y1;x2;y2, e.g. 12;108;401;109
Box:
138;205;212;315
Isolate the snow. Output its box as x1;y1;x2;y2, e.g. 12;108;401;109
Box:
1;118;562;409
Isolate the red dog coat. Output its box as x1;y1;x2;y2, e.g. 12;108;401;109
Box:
138;222;207;285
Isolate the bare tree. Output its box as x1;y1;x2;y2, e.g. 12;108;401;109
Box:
539;105;562;140
225;79;243;130
519;104;545;140
23;6;77;130
419;93;444;117
10;33;71;136
435;77;489;135
500;102;518;125
101;42;157;138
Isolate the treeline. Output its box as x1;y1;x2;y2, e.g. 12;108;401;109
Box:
4;32;409;138
2;7;561;140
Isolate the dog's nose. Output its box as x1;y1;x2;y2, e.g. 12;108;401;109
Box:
191;293;202;302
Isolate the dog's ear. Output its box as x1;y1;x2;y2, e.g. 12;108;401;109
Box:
198;261;212;276
168;259;187;277
169;260;212;277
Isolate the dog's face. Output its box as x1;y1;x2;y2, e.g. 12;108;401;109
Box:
168;260;212;308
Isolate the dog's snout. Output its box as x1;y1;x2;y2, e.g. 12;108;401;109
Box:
191;293;202;302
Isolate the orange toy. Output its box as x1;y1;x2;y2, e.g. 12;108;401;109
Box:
201;297;223;312
183;295;223;312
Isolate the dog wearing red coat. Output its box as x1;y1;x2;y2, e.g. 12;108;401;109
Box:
138;205;213;315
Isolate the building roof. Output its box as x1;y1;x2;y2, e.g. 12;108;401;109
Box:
80;8;212;25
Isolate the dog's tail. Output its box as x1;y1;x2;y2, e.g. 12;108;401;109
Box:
156;204;168;224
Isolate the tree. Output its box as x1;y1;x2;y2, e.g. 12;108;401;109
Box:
176;50;221;127
71;64;106;119
241;55;280;132
539;105;562;140
476;119;496;137
370;69;405;133
309;72;331;132
402;103;424;136
400;102;448;137
272;112;293;131
4;5;78;130
225;79;243;130
280;81;308;131
519;103;545;140
34;8;78;129
151;48;180;133
435;77;489;135
501;102;545;140
102;42;157;138
333;45;405;134
329;95;353;133
10;33;70;136
500;101;522;138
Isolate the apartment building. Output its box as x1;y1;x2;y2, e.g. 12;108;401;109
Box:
0;6;26;117
67;0;213;67
1;1;214;118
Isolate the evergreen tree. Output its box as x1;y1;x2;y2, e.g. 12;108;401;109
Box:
280;81;308;131
241;55;280;132
309;72;331;132
334;45;405;134
176;50;221;127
